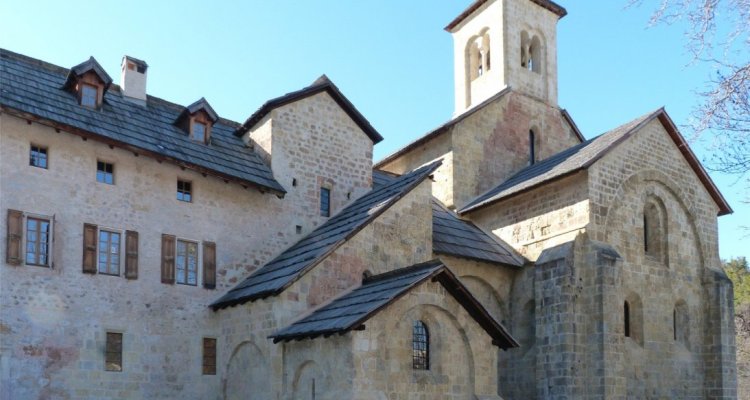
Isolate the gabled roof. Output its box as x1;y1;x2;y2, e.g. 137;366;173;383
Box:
179;97;219;124
62;56;113;91
0;48;285;196
210;161;442;310
458;108;733;216
235;75;383;144
445;0;567;32
432;200;525;266
270;259;519;350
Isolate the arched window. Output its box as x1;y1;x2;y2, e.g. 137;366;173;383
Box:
643;197;668;263
624;301;631;337
467;30;491;82
529;129;537;165
412;320;429;370
521;32;542;73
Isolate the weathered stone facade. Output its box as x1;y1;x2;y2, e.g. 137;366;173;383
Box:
0;0;737;399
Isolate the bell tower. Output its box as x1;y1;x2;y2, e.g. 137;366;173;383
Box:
446;0;567;116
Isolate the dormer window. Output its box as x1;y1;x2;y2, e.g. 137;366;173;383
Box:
62;56;113;110
80;83;98;108
175;98;219;145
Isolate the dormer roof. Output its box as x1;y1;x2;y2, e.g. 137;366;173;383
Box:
179;97;219;124
235;75;384;144
62;56;113;91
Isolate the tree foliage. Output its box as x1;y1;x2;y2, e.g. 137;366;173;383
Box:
724;256;750;309
630;0;750;192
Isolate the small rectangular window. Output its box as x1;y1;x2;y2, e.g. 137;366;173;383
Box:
320;187;331;217
98;230;121;275
192;122;207;143
105;332;123;372
97;161;114;184
177;180;192;202
29;145;48;169
81;84;98;108
202;338;217;375
176;239;198;286
25;217;51;267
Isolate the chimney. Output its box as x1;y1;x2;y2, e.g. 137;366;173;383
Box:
120;56;148;104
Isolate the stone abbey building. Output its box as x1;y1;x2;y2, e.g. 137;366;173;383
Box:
0;0;738;399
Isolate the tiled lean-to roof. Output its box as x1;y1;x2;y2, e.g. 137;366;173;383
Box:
432;201;525;266
270;259;519;349
0;49;285;195
459;109;733;216
211;161;442;310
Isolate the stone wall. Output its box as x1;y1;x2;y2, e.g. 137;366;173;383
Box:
587;118;736;398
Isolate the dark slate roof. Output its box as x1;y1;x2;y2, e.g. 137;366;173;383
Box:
0;48;285;196
458;109;733;216
235;75;383;144
372;169;399;188
270;259;519;349
445;0;566;32
432;200;525;266
210;161;442;310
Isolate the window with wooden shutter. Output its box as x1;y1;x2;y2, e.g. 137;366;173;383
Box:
161;234;176;284
203;241;216;289
202;337;217;375
82;223;98;274
125;231;138;280
6;209;23;265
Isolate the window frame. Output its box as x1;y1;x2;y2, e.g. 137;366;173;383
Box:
29;144;48;169
175;238;200;286
80;83;99;108
191;120;208;144
320;187;331;218
20;212;54;268
96;160;115;185
202;337;217;375
177;179;193;203
412;320;430;370
97;228;123;276
105;331;123;372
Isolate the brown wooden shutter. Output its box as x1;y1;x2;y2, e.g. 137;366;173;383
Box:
203;241;216;289
161;234;175;284
82;223;98;274
6;209;23;265
124;230;138;280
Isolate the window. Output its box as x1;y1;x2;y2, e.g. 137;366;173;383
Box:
29;145;48;169
643;197;667;262
624;301;631;337
192;121;207;143
105;332;123;372
529;130;536;165
176;239;198;286
674;300;689;347
97;161;114;184
412;320;429;370
98;230;121;275
521;32;542;73
25;217;51;266
177;180;192;202
81;83;98;108
202;338;217;375
320;187;331;217
6;210;54;267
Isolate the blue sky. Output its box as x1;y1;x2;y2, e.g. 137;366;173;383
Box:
1;0;746;260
